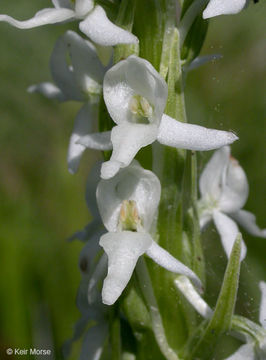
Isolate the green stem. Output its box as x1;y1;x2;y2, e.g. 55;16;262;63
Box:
136;258;179;360
110;305;122;360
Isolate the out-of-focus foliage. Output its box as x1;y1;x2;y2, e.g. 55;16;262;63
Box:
0;1;265;359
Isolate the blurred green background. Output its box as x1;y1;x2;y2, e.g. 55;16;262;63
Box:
0;1;265;359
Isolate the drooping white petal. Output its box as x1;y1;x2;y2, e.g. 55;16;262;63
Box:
79;6;138;46
52;0;73;9
225;343;255;360
213;210;246;261
50;33;83;101
101;123;158;179
259;281;266;328
199;146;230;199
88;254;108;304
103;55;167;125
218;157;249;214
75;0;94;17
97;162;161;233
28;82;64;101
203;0;247;19
67;103;94;174
174;276;213;319
146;241;202;290
78;132;112;151
230;210;266;239
80;323;108;360
0;8;75;29
65;31;105;95
100;231;153;305
185;54;222;72
158;115;238;152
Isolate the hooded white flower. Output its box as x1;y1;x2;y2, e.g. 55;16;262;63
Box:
198;146;266;261
0;0;138;46
96;161;202;305
29;31;111;174
203;0;248;19
225;281;266;360
79;55;238;179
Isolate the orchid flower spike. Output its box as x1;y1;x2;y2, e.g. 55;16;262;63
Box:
0;0;138;46
96;161;202;305
203;0;248;19
225;281;266;359
79;55;237;179
198;146;266;261
29;31;111;174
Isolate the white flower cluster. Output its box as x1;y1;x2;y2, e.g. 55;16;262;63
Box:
0;0;243;305
1;1;264;358
198;146;266;261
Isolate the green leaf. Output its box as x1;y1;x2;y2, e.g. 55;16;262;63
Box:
191;233;242;359
121;275;152;333
181;15;209;64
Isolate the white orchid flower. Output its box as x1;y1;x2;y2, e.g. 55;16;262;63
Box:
29;30;106;102
0;0;138;46
198;146;266;261
79;55;237;179
96;161;202;305
203;0;248;19
225;281;266;360
29;31;111;173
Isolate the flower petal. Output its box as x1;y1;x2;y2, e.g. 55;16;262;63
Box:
259;281;266;329
230;210;266;239
97;162;161;232
67;103;94;174
50;33;83;101
218;157;249;213
0;8;75;29
99;231;153;305
78;132;112;151
85;161;102;218
185;54;223;72
68;222;103;243
225;344;255;360
103;55;167;125
157;114;238;151
146;241;202;290
213;210;246;261
78;233;102;274
199;146;230;198
28;82;64;101
65;31;105;95
174;276;213;319
203;0;247;19
79;6;138;46
80;323;108;360
101;123;158;179
88;254;108;304
75;0;94;17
